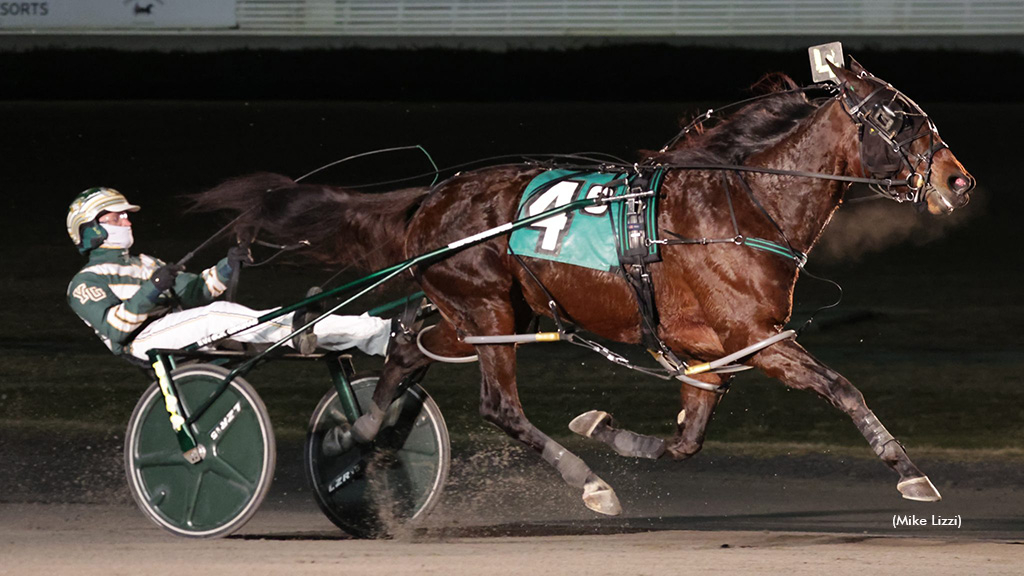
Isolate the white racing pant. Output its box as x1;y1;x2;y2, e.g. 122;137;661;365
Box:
128;301;390;361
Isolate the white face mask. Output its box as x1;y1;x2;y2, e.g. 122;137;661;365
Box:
100;223;134;250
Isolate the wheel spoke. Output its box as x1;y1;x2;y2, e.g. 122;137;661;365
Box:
206;454;257;490
327;406;347;423
134;449;193;469
183;470;205;527
391;445;438;458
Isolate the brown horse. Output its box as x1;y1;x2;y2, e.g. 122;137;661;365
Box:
193;59;974;515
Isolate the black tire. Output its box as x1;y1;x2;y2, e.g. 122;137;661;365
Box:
304;373;450;538
124;364;275;538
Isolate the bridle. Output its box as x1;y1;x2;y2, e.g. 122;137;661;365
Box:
837;71;948;206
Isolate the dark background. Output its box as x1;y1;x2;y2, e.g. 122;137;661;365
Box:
2;44;1023;101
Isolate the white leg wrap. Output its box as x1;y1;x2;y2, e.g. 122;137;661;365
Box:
351;402;385;444
861;411;899;459
541;440;590;488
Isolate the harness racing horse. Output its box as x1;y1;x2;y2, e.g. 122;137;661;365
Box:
193;59;974;516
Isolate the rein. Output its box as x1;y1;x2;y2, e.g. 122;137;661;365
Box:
645;162;918;188
658;231;806;267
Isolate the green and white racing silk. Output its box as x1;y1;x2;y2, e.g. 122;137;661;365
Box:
67;247;232;356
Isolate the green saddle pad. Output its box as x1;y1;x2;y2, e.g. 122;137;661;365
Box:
508;169;660;271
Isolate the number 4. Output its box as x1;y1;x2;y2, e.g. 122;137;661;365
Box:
524;180;581;253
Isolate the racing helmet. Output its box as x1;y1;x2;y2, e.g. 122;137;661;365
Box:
67;187;140;253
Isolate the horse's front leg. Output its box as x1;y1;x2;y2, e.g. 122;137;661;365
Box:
568;372;725;460
750;338;941;502
568;410;667;459
666;375;725;459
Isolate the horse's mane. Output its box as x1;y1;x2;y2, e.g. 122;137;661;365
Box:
187;173;428;271
649;73;819;165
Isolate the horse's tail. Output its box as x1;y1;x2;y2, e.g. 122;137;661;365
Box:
188;172;428;271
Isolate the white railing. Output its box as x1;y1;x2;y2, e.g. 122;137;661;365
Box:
234;0;1024;36
1;0;1021;35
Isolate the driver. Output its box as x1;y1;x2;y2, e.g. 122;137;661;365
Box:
66;187;391;362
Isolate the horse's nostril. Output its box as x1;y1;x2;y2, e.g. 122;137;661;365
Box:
949;174;974;194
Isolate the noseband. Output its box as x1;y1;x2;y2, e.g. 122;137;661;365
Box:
839;72;947;205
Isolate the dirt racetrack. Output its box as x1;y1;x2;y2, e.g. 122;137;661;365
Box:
3;438;1024;575
2;500;1021;575
2;518;1020;576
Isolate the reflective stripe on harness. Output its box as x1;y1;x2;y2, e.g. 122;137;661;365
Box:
459;329;797;394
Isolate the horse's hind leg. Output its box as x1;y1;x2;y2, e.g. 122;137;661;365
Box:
569;373;724;460
750;338;941;502
350;321;474;444
349;326;434;443
476;342;622;515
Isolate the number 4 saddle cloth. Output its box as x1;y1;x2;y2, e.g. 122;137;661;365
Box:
508;169;665;271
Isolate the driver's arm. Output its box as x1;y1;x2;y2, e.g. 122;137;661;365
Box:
173;258;233;307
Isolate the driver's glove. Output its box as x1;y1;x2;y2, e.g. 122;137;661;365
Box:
227;245;254;272
150;264;184;292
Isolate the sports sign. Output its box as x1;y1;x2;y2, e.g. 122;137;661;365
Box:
808;42;845;83
0;0;237;29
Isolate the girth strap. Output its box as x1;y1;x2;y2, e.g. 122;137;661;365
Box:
613;167;695;382
622;262;660;351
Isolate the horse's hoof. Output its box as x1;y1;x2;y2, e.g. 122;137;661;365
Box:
897;476;942;502
322;424;354;457
582;478;622;516
351;408;384;444
569;410;611;438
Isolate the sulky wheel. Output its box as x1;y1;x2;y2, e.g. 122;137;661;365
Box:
304;373;450;538
124;364;275;538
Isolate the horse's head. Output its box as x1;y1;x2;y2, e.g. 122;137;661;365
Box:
829;59;974;215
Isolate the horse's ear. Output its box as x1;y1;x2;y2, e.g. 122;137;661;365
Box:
826;58;856;84
848;57;868;76
826;58;875;96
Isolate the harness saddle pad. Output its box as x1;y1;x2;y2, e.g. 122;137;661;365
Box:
508;169;661;272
